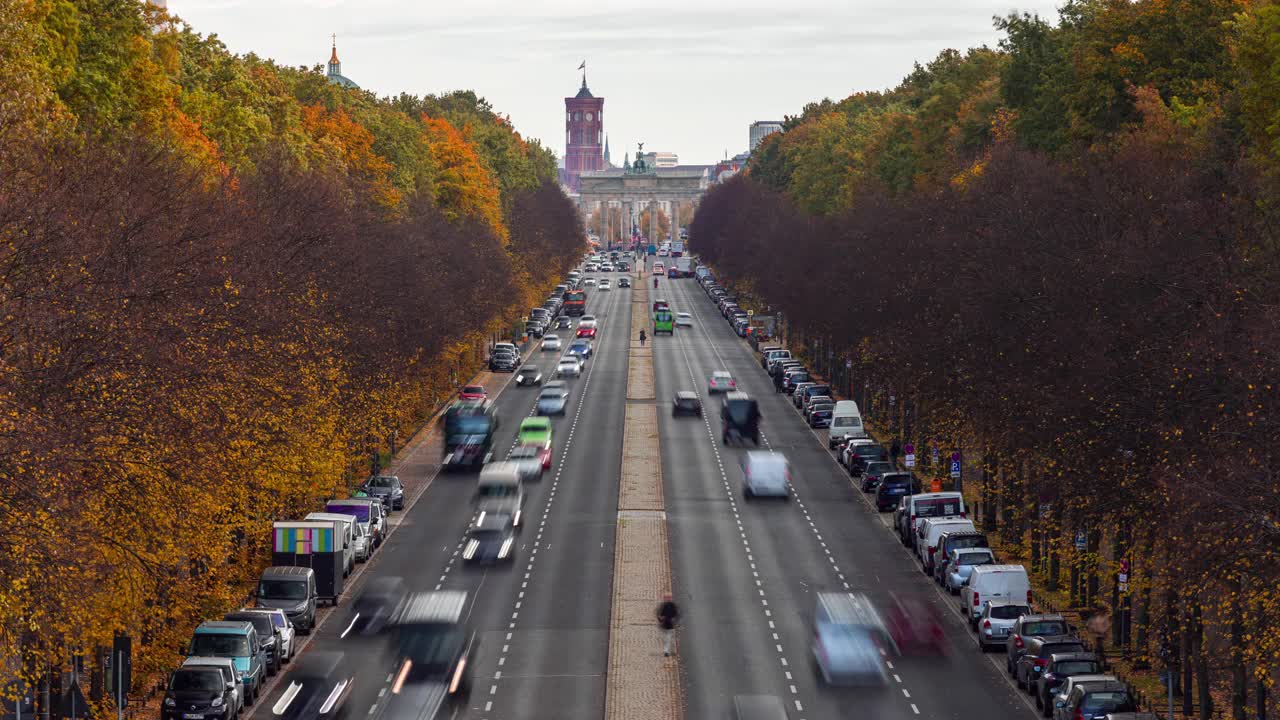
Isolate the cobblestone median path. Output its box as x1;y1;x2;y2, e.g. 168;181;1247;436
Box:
605;272;683;720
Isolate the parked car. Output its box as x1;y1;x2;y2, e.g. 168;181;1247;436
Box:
1052;678;1136;720
360;474;405;511
934;530;992;586
1017;637;1090;691
860;460;896;492
1007;613;1074;679
178;658;243;719
223;611;283;677
1035;652;1105;715
458;384;486;401
962;565;1032;629
489;350;518;372
162;666;237;720
976;600;1031;652
618;277;631;288
944;547;996;594
237;608;295;666
876;472;921;512
808;403;834;428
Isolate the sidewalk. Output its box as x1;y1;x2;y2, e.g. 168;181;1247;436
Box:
604;270;683;720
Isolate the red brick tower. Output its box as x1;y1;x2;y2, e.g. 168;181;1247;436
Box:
564;70;604;193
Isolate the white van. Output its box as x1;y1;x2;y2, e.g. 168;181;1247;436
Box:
961;565;1030;628
916;518;976;573
305;512;357;576
827;401;866;448
900;491;966;549
477;461;525;526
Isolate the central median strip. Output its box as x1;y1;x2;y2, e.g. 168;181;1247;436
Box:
604;275;683;720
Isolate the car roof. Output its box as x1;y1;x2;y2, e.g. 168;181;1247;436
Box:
1049;652;1099;663
521;417;551;428
1019;613;1067;623
675;391;699;400
195;620;254;634
261;565;313;579
984;599;1028;607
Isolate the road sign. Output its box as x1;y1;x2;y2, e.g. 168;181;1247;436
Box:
1075;530;1088;551
931;447;940;465
950;459;962;479
903;443;914;456
904;453;916;468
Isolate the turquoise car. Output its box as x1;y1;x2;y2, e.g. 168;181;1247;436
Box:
188;621;267;703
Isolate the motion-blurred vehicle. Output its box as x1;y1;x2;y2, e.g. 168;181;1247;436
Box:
554;316;572;329
458;385;486;401
653;263;665;275
653;310;675;335
671;391;702;417
270;652;354;720
884;592;947;655
476;461;525;527
741;451;790;499
675;312;693;327
515;366;542;386
507;445;547;480
811;592;892;686
583;278;596;286
535;383;568;416
733;695;790;720
541;334;563;351
976;600;1031;652
360;475;405;511
708;371;737;393
567;340;593;360
462;511;517;564
598;279;611;291
346;577;408;637
384;593;475;718
442;402;496;472
555;358;582;378
517;417;552;448
721;392;761;446
576;324;597;338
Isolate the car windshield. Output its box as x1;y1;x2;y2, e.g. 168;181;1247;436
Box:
807;386;831;396
446;415;491;435
462;386;484;394
397;625;465;675
367;477;398;489
539;389;566;399
865;462;894;474
478;484;519;498
190;634;250;656
259;579;308;600
170;669;223;692
1056;661;1100;675
949;535;988;550
957;552;993;566
326;504;370;522
855;445;883;457
882;476;914;488
833;416;862;428
1025;620;1069;636
915;498;962;516
559;361;576;368
1082;693;1134;712
989;605;1031;620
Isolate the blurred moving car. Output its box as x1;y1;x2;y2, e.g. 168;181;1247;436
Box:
675;312;693;327
556;358;582;378
708;370;737;393
554;316;572;329
535;383;568;416
741;451;790;500
733;695;791;720
384;593;475;718
721;392;761;446
884;592;947;655
541;334;562;351
345;577;407;637
515;366;542;387
458;385;486;401
576;324;597;339
811;592;892;686
462;511;517;564
476;462;525;527
567;340;593;360
671;391;702;417
270;652;354;720
507;445;546;480
598;279;611;291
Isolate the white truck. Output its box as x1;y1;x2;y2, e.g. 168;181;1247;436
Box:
675;256;694;277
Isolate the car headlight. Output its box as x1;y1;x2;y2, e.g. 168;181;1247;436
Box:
463;539;479;560
211;697;224;708
498;538;513;558
165;698;176;708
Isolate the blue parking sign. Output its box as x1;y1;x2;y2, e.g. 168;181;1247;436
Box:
949;459;961;479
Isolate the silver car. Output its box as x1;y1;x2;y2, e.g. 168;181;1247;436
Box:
977;600;1030;652
542;334;562;351
351;522;371;562
535;384;569;416
946;548;995;593
741;451;790;499
556;358;581;378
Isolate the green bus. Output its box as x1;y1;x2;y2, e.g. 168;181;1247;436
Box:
653;310;674;335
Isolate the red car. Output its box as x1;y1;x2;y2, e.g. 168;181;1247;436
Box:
885;592;947;655
458;384;487;401
576;326;597;339
512;443;552;471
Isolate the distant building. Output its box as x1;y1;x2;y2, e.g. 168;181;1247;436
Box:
640;151;678;168
750;121;784;151
562;72;605;193
713;152;752;183
326;36;359;89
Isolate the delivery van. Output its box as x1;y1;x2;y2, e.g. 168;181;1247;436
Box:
828;401;866;448
477;461;525;527
962;565;1031;628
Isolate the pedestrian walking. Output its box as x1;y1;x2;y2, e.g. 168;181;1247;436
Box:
656;593;679;656
639;329;647;346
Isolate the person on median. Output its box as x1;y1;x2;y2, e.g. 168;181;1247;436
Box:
656;593;679;657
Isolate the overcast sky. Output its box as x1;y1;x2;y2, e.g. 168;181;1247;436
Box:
168;0;1063;166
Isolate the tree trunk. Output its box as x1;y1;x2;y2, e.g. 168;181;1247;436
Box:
1230;585;1247;720
1195;604;1212;720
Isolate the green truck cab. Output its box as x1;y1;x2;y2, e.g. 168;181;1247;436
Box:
653;310;674;335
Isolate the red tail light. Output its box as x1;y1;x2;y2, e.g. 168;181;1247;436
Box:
1027;589;1033;603
1034;658;1048;669
960;511;967;518
973;593;980;606
927;547;936;557
1014;635;1024;649
982;620;991;629
1074;711;1085;720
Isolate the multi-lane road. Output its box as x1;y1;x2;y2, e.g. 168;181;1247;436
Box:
248;256;1035;720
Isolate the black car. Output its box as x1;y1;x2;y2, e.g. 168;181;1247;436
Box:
780;371;810;394
348;576;408;637
721;392;761;446
1017;636;1087;691
848;443;888;476
515;366;542;386
162;667;235;720
462;511;517;564
672;391;702;416
489;351;517;372
224;611;282;676
618;277;631;288
1057;680;1138;720
361;474;405;511
554;316;572;329
385;592;476;717
860;460;896;492
1035;652;1103;716
876;472;922;512
272;652;354;720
